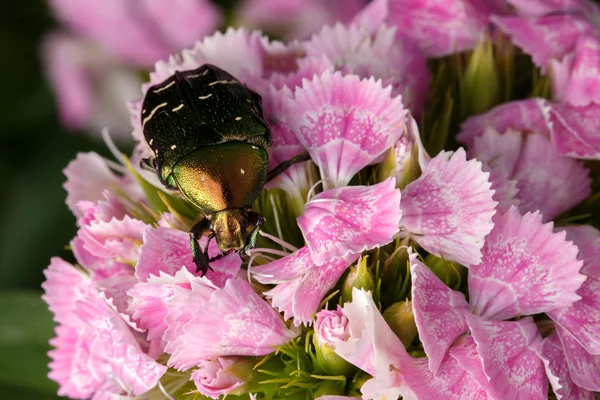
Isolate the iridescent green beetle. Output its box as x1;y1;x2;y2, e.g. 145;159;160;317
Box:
141;64;308;275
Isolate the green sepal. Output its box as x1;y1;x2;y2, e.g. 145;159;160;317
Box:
123;155;169;215
424;253;466;291
341;256;375;304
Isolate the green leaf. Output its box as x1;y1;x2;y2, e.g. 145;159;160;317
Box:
0;291;58;395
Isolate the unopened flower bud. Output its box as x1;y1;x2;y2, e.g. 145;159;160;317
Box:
341;256;375;303
425;253;466;289
191;357;251;399
462;38;500;116
313;308;356;376
382;300;418;348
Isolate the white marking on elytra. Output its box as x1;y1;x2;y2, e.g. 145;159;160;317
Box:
142;109;147;114
241;168;245;174
208;80;236;86
153;81;175;93
172;104;184;112
149;139;154;145
187;69;209;78
142;102;168;127
252;146;258;149
171;145;177;150
200;176;205;182
235;117;242;121
198;94;213;100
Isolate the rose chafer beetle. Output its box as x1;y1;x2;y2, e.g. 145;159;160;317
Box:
141;64;308;275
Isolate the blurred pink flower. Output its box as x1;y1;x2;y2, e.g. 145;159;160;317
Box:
234;0;366;40
461;100;591;220
549;102;600;160
353;0;507;57
492;0;600;106
48;0;221;67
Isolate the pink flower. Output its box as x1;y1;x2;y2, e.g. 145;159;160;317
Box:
191;357;246;399
549;103;600;160
47;0;221;67
400;148;497;267
42;33;143;135
492;0;600;106
461;101;591;220
235;0;366;40
353;0;506;57
314;308;351;347
43;258;166;398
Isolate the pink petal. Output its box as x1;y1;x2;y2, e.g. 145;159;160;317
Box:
261;85;313;198
400;148;496;267
491;14;592;71
511;132;591;220
350;0;389;33
287;70;406;187
314;307;350;346
78;215;146;264
466;315;547;399
297;178;401;265
549;103;600;159
191;357;245;399
387;0;494;57
458;98;550;146
469;207;585;320
303;23;429;114
410;249;470;374
448;336;497;396
507;0;597;15
548;226;600;354
253;247;357;326
268;55;334;90
135;226;241;282
556;324;600;391
64;152;142;218
167;278;299;369
333;288;409;398
551;34;600;107
469;127;523;177
538;333;594;400
71;237;131;282
43;259;166;398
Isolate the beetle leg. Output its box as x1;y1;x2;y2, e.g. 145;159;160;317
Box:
243;212;265;257
189;217;214;275
267;152;311;182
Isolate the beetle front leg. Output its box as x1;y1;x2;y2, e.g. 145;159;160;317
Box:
242;212;265;260
189;217;214;275
267;152;311;182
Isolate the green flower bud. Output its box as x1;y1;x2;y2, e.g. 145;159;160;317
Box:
341;256;375;303
314;379;346;397
425;253;466;290
383;300;418;348
347;370;372;397
313;308;356;376
462;38;500;117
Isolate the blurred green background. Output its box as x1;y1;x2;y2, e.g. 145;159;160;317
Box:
0;1;108;397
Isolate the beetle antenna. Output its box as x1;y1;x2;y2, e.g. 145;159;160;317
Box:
258;231;298;252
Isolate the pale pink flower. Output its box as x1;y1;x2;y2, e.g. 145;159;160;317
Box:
42;33;142;135
399;148;497;267
191;357;246;399
469;207;585;320
234;0;365;40
48;0;221;67
286;71;407;188
538;332;595;399
353;0;506;57
549;103;600;159
492;0;600;106
43;258;166;398
303;23;429;114
461;101;591;220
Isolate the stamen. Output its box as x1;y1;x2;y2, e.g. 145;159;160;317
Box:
269;194;285;245
306;178;326;203
250;247;291;258
158;380;175;400
259;231;298;252
101;128;127;168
